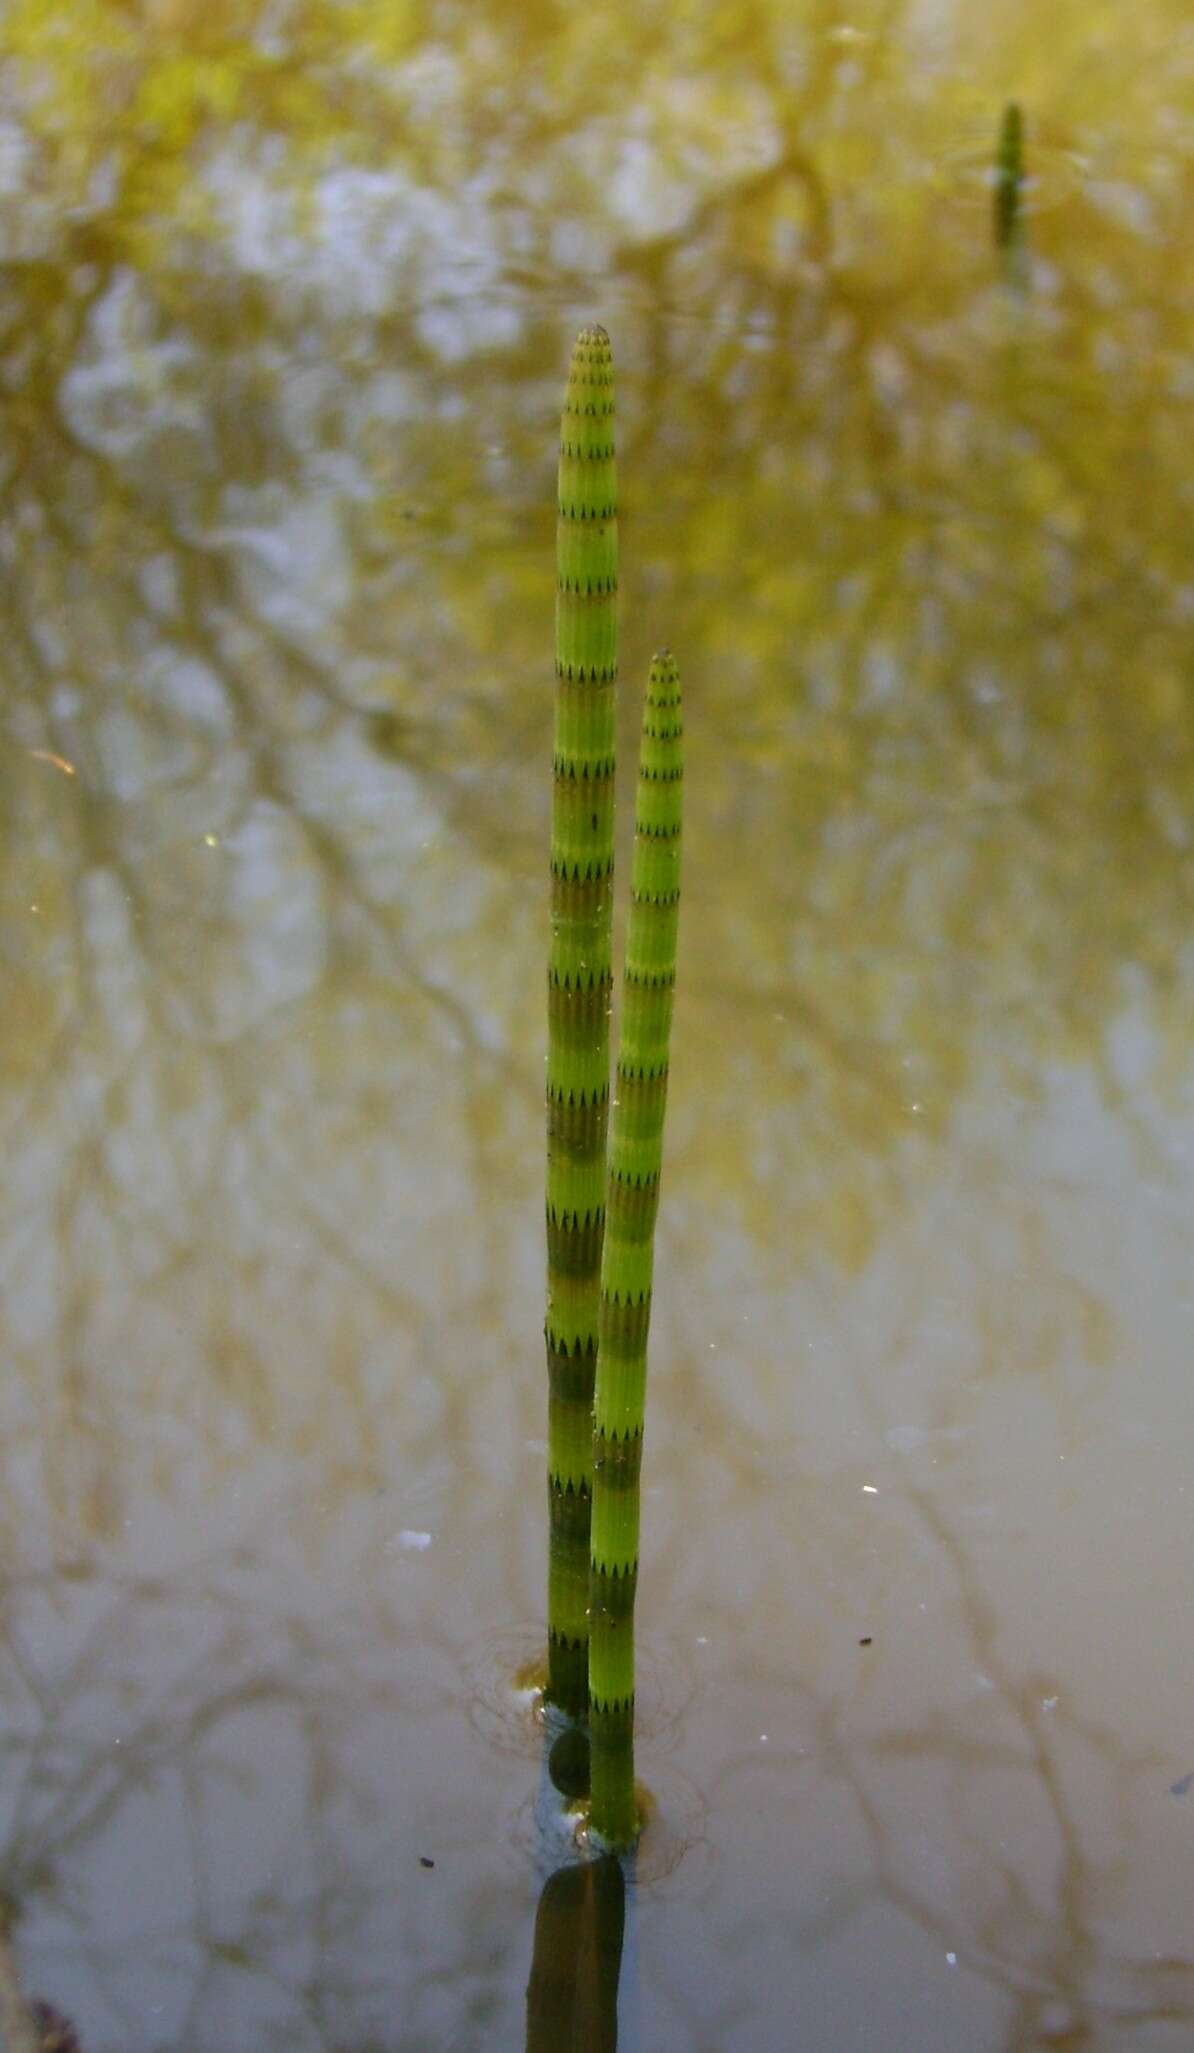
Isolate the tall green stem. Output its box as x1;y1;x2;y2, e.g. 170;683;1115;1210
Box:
589;652;683;1848
546;327;618;1715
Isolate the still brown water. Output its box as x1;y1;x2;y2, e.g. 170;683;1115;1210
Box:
3;3;1194;2048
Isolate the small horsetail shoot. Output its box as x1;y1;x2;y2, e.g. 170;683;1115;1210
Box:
994;101;1027;285
546;327;618;1717
589;652;683;1849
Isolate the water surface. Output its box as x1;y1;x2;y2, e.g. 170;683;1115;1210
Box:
3;3;1194;2047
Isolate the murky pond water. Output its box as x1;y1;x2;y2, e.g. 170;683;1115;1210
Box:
4;4;1194;2048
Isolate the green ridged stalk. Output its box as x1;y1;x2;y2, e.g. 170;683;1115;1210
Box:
546;327;618;1716
589;652;683;1848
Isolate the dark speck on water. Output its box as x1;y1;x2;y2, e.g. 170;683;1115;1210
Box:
1169;1773;1193;1797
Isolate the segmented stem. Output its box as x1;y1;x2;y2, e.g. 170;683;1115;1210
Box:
589;652;683;1847
546;326;618;1714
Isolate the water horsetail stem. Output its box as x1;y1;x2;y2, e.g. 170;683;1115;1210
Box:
546;326;618;1715
589;652;683;1848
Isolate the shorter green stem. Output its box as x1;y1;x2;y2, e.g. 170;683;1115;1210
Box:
588;651;683;1849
